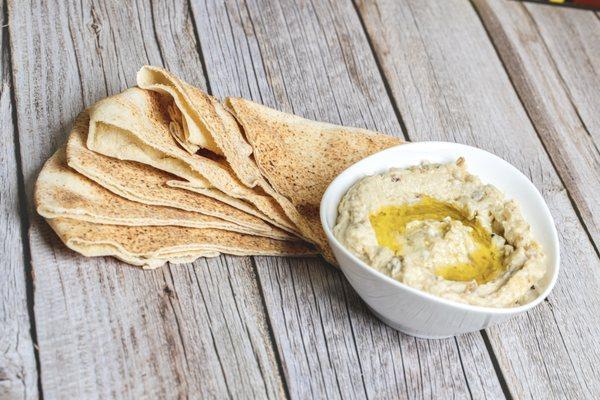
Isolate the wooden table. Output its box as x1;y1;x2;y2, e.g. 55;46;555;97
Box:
2;0;599;398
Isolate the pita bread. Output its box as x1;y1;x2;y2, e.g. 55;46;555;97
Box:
47;218;315;269
136;68;402;262
137;68;322;255
137;66;223;155
225;97;403;262
66;113;292;240
36;147;294;241
85;87;296;232
137;69;305;248
137;66;262;189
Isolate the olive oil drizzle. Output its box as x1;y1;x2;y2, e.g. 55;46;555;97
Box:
369;197;504;284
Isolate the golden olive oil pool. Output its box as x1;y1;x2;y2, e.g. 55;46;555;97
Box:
369;197;504;284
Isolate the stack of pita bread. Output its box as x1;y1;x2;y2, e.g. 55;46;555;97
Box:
34;66;402;269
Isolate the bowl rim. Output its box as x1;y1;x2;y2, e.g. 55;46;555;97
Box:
320;141;560;316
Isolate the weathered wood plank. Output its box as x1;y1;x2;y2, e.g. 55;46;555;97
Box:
190;0;505;398
471;0;600;253
523;3;600;249
356;0;600;398
0;0;39;398
9;0;283;397
522;4;600;147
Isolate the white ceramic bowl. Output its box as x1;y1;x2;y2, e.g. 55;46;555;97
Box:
320;142;560;339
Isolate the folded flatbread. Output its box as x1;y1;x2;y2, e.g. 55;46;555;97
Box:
47;218;315;269
137;65;222;155
137;66;402;262
225;98;402;262
137;66;265;190
137;67;304;247
36;146;297;242
85;87;296;233
66;112;291;240
38;66;402;269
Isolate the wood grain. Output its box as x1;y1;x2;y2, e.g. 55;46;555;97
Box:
524;4;600;148
524;3;600;249
0;0;38;398
189;0;504;398
356;0;600;398
473;0;600;265
8;0;283;397
7;0;599;397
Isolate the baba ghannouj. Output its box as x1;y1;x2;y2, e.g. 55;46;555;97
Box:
333;158;546;308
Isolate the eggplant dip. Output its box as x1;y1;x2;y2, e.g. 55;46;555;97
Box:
333;158;546;308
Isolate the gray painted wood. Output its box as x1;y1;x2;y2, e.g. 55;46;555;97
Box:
8;0;283;397
189;0;504;398
356;0;600;398
6;0;599;398
523;3;600;249
523;4;600;148
0;0;38;398
471;0;600;253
